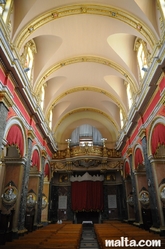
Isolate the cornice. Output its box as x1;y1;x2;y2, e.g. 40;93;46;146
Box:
54;107;119;133
116;42;165;151
0;28;57;152
14;4;156;50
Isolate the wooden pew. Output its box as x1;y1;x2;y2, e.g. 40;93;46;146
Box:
94;222;165;249
1;223;82;249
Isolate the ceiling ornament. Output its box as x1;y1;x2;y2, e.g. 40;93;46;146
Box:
54;107;119;133
35;56;137;96
15;4;156;51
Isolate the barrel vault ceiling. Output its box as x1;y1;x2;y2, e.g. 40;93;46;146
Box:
11;0;160;149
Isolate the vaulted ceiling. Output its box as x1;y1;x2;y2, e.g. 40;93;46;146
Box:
11;0;161;149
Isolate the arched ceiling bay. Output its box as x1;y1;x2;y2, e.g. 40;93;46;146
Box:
12;1;160;149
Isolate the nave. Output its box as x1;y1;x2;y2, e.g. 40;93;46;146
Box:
0;221;165;249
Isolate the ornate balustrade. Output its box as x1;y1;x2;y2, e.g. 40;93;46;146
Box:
51;145;123;173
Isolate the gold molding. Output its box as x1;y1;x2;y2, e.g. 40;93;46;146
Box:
41;149;47;158
46;86;127;119
27;129;35;141
15;4;156;51
138;128;146;140
127;148;132;156
35;56;137;95
0;90;13;109
54;107;119;133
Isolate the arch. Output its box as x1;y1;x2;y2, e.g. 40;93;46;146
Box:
31;145;41;171
35;56;138;100
133;145;144;170
151;123;165;156
148;116;165;156
15;4;157;51
4;117;27;157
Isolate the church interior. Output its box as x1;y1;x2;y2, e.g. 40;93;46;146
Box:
0;0;165;248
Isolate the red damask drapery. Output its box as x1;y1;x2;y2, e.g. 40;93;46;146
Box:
31;150;40;171
44;163;50;179
151;123;165;155
71;181;103;212
6;124;24;156
134;148;143;169
125;161;130;177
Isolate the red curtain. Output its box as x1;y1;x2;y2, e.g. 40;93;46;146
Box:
125;161;130;176
71;181;103;211
134;148;143;169
6;125;24;156
44;163;50;179
31;150;40;171
151;123;165;155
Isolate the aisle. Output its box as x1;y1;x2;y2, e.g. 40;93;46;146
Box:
79;224;100;249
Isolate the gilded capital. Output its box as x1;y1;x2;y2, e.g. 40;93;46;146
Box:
138;128;146;139
0;91;13;110
41;149;47;158
127;148;132;156
27;129;35;141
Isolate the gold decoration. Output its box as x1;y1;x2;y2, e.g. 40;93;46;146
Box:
54;162;65;169
0;90;13;109
59;173;68;183
138;128;146;139
27;129;35;141
15;4;156;51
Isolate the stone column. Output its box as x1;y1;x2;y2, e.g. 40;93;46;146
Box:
0;89;13;149
36;150;46;226
139;129;160;229
0;89;13;207
127;148;140;224
17;129;35;233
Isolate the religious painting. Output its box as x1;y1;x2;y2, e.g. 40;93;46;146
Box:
139;190;149;207
42;194;48;209
2;182;18;206
26;192;37;209
59;173;68;183
160;184;165;204
106;173;116;181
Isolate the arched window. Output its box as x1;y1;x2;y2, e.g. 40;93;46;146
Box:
120;109;124;129
159;0;165;18
134;38;150;80
40;84;45;110
21;40;37;81
0;0;12;23
125;81;133;109
48;109;53;129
